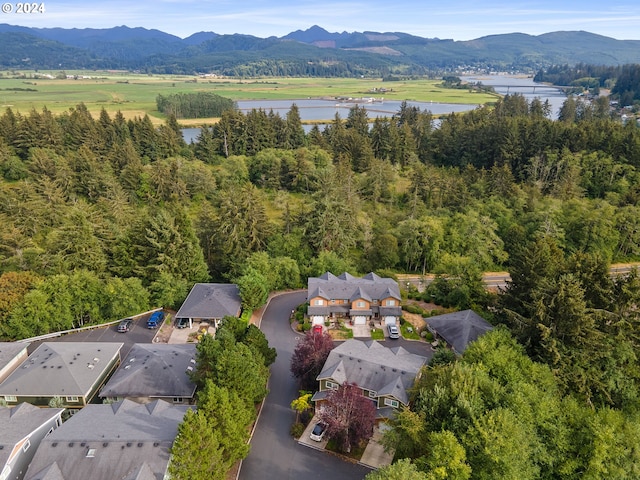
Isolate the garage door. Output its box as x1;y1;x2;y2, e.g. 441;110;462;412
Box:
353;316;367;325
311;316;325;325
384;316;397;326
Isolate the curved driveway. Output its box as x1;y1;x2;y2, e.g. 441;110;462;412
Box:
239;291;371;480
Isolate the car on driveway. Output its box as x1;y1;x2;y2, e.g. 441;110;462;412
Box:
387;324;400;339
117;318;132;333
312;324;323;334
309;421;327;442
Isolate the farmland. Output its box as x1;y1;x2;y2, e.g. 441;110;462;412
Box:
0;70;498;125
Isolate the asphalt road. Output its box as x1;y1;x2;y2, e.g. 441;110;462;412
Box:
239;291;371;480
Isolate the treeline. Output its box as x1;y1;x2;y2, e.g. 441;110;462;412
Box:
156;92;236;119
535;62;640;104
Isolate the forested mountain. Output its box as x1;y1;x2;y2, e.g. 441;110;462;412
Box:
1;23;640;73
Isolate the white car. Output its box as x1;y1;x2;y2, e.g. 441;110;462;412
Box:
387;324;400;339
309;422;327;442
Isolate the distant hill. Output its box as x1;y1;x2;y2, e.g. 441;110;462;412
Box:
0;23;639;74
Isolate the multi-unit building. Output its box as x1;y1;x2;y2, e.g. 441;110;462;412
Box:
312;339;427;421
307;272;402;327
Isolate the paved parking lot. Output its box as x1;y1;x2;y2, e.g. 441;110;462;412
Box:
26;311;166;359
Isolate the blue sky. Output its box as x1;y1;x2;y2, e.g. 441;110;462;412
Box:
3;0;640;40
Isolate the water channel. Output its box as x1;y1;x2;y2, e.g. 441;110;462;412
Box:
182;75;567;143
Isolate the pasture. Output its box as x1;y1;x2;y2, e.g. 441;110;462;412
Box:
0;70;498;125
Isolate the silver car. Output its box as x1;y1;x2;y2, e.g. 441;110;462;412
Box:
387;324;400;339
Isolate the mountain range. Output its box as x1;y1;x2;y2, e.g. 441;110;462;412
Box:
1;24;639;75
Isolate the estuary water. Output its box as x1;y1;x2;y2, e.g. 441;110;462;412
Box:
182;75;567;142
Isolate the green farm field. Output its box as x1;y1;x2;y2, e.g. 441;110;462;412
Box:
0;70;499;125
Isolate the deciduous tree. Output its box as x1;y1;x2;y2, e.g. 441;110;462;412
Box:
318;382;376;453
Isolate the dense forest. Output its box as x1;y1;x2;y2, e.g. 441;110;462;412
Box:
1;89;640;475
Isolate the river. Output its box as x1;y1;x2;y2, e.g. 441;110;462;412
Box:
182;75;567;143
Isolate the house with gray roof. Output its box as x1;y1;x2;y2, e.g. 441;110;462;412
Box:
0;343;29;384
24;399;191;480
425;309;494;355
99;344;197;405
0;403;64;480
313;339;427;420
307;272;402;326
0;342;122;409
175;283;242;329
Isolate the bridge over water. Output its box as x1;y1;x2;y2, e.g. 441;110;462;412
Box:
483;84;573;94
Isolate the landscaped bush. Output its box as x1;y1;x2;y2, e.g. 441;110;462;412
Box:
290;422;305;438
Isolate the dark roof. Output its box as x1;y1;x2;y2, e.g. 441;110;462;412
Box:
175;283;241;320
99;344;197;400
425;309;493;354
0;403;64;467
317;340;427;405
24;399;191;480
308;272;401;303
0;342;29;370
0;342;122;398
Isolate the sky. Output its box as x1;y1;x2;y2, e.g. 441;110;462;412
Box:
2;0;640;41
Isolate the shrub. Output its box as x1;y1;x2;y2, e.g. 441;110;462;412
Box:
290;422;305;438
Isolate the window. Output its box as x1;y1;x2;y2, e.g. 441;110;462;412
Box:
173;397;184;403
22;439;30;452
86;448;96;458
387;299;396;306
356;301;365;308
325;380;338;390
65;396;79;402
4;395;16;402
384;398;399;408
314;299;324;306
368;391;376;398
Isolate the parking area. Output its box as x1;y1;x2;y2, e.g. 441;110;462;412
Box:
26;310;168;358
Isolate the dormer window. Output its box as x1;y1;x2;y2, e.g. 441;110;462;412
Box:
356;301;365;308
314;299;324;306
387;299;396;306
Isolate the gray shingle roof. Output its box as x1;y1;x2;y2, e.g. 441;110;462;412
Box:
425;309;493;354
0;403;64;467
317;340;427;405
175;283;241;320
308;272;401;303
0;342;29;370
99;344;197;400
0;342;122;398
24;399;191;480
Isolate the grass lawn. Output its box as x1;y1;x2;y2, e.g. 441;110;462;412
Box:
370;328;385;341
400;322;421;340
0;70;498;125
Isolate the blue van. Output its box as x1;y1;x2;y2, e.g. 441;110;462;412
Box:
147;311;164;329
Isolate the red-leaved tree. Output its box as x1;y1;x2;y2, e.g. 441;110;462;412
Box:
319;382;376;453
290;330;334;390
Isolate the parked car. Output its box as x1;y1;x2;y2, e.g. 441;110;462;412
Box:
312;324;323;334
117;318;132;333
176;317;189;329
387;324;400;339
147;311;164;329
309;421;327;442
